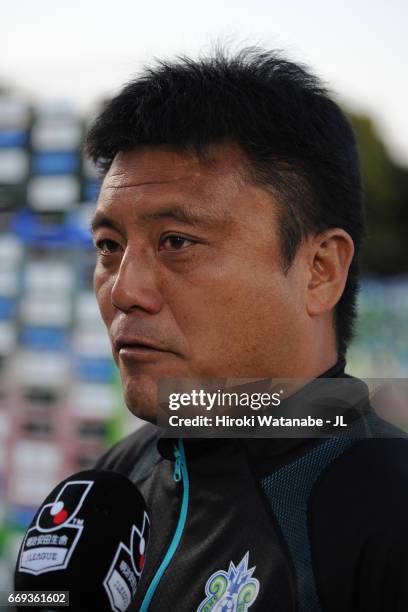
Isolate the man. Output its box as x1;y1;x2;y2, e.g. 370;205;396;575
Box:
87;49;408;611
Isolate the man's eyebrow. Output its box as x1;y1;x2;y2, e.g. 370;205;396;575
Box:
138;204;227;227
90;213;123;235
90;204;228;234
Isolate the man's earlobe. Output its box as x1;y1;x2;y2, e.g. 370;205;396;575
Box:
306;229;355;316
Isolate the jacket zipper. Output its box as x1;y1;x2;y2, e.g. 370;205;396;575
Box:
139;438;189;611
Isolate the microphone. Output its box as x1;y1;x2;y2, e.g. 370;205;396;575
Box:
14;470;150;612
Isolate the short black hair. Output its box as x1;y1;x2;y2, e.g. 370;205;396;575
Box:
86;47;366;358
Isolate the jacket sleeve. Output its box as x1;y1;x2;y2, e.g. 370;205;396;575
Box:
308;437;408;612
353;519;408;611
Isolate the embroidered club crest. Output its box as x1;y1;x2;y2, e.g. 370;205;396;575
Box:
197;551;260;612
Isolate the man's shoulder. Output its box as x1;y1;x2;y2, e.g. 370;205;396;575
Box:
94;421;162;484
309;421;408;609
310;418;408;523
322;433;408;486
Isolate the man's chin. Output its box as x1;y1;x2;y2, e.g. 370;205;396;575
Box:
122;374;158;424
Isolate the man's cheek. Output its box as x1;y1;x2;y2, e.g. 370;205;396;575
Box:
94;280;115;325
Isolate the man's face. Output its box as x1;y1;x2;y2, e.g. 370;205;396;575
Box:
92;144;310;421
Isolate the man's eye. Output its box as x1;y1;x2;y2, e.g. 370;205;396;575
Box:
159;235;195;251
95;239;120;254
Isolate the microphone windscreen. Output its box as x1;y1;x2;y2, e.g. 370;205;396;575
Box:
14;470;149;612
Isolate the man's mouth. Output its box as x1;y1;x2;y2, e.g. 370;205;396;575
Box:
113;336;172;361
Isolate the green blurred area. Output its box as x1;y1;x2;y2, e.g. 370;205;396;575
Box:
348;112;408;276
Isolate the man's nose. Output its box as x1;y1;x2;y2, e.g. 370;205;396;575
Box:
110;247;164;314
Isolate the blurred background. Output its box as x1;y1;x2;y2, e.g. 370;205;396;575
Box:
0;0;407;589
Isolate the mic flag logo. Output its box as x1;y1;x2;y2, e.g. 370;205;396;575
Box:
18;480;94;575
103;511;150;612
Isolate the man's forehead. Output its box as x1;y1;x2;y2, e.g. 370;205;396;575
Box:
102;144;246;189
93;144;281;239
93;145;254;231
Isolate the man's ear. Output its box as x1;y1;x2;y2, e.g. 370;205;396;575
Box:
306;228;355;316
